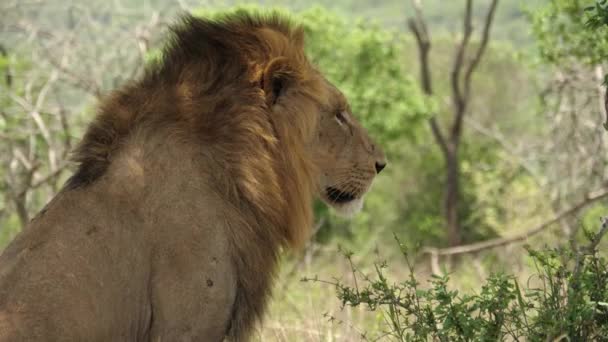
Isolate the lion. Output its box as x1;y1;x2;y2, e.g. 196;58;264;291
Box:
0;12;386;341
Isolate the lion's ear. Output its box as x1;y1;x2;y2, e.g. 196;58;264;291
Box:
260;57;293;107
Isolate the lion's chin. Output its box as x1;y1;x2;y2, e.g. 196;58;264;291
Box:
320;186;365;218
325;197;364;218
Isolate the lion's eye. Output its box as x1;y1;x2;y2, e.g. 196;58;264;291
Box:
335;111;348;125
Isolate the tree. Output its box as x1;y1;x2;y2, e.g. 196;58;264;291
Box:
407;0;499;246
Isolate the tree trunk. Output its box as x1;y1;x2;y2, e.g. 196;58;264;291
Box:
444;143;461;246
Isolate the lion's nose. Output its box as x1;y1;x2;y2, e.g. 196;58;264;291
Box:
375;162;386;174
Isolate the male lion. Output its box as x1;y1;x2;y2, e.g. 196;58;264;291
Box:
0;12;386;341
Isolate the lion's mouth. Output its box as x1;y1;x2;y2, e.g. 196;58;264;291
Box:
325;187;357;204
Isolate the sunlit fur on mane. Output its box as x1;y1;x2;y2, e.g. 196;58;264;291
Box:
66;11;327;339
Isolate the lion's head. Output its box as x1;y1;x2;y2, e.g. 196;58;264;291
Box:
312;81;387;216
234;21;387;228
268;71;387;217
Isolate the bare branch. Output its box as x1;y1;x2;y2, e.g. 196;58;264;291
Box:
13;148;34;171
450;0;473;129
462;0;499;101
8;88;59;171
22;162;70;195
407;19;432;94
429;118;449;157
407;1;450;157
5;156;39;227
47;55;103;98
451;0;499;141
51;86;73;155
465;116;543;186
422;187;608;256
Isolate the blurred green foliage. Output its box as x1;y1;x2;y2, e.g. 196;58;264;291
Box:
298;7;431;143
530;0;608;65
586;0;608;29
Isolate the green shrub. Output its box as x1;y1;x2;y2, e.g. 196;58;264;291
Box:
304;218;608;341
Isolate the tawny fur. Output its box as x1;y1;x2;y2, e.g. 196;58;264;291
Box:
0;12;386;342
